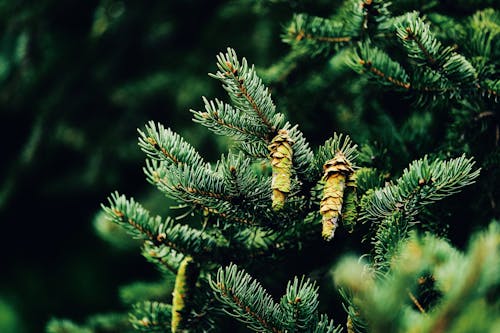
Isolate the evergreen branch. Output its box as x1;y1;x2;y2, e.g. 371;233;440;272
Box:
478;79;500;100
239;140;270;159
217;152;270;205
314;132;358;178
142;242;184;275
102;192;226;258
155;217;227;259
464;8;499;60
396;12;443;67
371;211;409;273
129;301;171;332
349;43;411;89
283;14;352;56
102;192;159;242
313;315;343;333
410;67;458;102
192;97;268;142
209;264;287;333
138;121;207;167
338;288;368;333
280;277;320;332
145;159;273;228
396;12;478;88
284;123;315;180
209;48;285;138
424;222;500;333
333;0;391;38
354;167;385;194
441;52;477;84
144;160;233;206
360;155;480;223
335;223;500;333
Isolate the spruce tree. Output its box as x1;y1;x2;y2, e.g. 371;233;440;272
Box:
46;1;499;332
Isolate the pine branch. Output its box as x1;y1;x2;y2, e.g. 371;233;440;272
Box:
138;121;207;167
360;155;480;223
371;211;409;272
349;43;411;90
192;97;268;142
313;315;343;333
142;243;184;275
335;222;500;333
217;152;270;205
210;264;341;333
209;264;286;333
102;192;160;242
102;192;227;258
144;159;271;227
130;301;172;332
279;277;320;332
209;48;285;139
284;14;352;56
284;123;315;181
396;12;444;67
396;12;481;95
314;132;358;178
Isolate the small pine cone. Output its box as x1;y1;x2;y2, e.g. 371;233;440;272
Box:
321;151;354;241
171;256;199;332
342;173;358;233
268;129;294;211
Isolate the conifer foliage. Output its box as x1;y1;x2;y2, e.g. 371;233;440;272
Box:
46;1;499;332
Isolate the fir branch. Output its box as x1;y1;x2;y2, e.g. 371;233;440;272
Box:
144;160;233;205
283;14;352;56
314;132;358;178
360;155;480;223
464;8;499;60
209;48;285;139
142;243;184;275
210;264;286;333
279;277;320;332
129;301;171;332
354;167;385;194
350;43;411;89
145;158;276;228
217;152;270;205
284;123;315;181
192;97;268;142
371;211;409;272
138;121;207;167
424;222;500;333
102;192;159;242
102;192;226;258
396;12;479;91
313;315;343;333
396;12;443;67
